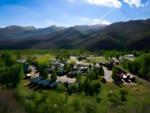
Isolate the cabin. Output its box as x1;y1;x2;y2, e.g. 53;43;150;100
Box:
57;75;76;84
57;70;67;76
124;54;135;61
31;76;58;88
38;79;50;87
17;59;26;63
127;54;134;58
49;82;58;88
78;56;87;61
68;70;78;77
111;57;120;65
101;62;113;70
25;73;32;79
31;77;44;84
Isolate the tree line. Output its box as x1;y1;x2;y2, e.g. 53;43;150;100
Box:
0;54;23;88
122;54;150;81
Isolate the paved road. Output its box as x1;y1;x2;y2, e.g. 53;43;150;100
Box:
103;66;113;82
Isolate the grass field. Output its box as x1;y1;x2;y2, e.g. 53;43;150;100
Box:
87;56;108;63
0;76;150;113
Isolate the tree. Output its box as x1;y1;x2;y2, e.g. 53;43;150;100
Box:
84;78;91;96
83;77;101;96
64;63;72;73
76;73;81;82
87;70;97;80
91;80;101;95
108;91;122;106
120;89;128;101
97;66;104;76
78;78;85;92
67;83;78;95
112;67;120;80
11;64;24;87
25;100;36;113
0;64;23;88
38;64;49;78
123;54;150;81
56;83;66;92
1;53;16;66
51;71;57;82
40;68;49;79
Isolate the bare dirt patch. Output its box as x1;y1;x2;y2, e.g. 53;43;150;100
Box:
0;89;26;113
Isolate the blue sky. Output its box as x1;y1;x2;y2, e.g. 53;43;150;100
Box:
0;0;150;27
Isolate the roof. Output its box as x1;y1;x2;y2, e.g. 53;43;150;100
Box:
57;75;76;84
38;79;50;86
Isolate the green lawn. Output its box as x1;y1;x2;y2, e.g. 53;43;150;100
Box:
87;56;108;63
97;83;150;113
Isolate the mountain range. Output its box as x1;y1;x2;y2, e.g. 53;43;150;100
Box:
0;19;150;50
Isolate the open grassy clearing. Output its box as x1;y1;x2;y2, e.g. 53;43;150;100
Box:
87;56;108;63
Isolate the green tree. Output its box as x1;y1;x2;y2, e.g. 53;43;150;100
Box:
84;78;91;96
11;64;24;87
51;71;57;82
91;80;101;95
108;91;122;106
64;63;72;73
0;64;23;88
56;83;66;92
67;83;78;95
1;53;16;66
112;67;120;80
87;70;97;80
39;68;49;79
98;66;104;76
120;89;128;101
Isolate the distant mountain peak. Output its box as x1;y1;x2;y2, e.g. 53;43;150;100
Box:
23;26;37;30
4;25;36;31
0;18;150;50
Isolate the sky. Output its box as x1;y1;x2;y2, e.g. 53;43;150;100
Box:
0;0;150;27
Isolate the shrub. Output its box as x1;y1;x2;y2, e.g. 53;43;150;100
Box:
56;83;66;92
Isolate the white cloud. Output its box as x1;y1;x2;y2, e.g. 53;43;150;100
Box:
93;19;111;25
68;0;121;8
81;17;111;25
68;0;148;8
123;0;142;7
83;0;122;8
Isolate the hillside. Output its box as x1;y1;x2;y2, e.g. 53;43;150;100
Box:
0;19;150;50
84;19;150;50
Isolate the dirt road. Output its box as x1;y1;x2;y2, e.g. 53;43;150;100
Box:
0;89;26;113
103;66;113;82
